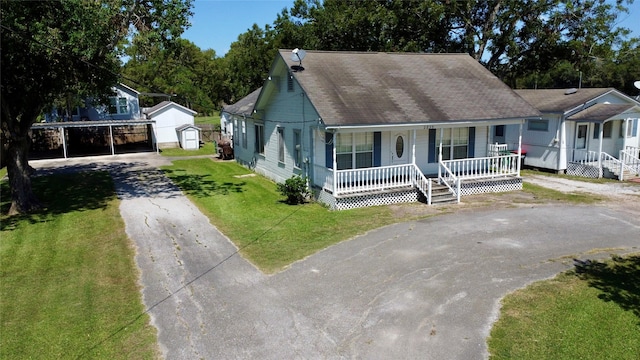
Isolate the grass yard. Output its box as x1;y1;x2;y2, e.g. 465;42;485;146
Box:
194;115;220;126
0;172;157;359
161;158;429;273
159;141;216;157
489;254;640;359
522;181;604;204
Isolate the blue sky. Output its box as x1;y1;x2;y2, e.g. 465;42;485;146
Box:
182;0;640;57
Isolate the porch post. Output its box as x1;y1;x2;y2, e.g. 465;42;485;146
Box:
109;125;115;155
598;121;604;178
517;121;523;176
412;129;416;165
60;127;67;159
438;128;443;180
332;133;337;195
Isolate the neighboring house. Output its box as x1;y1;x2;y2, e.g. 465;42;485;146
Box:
143;101;198;149
507;88;640;180
45;83;142;122
223;50;541;210
220;87;262;141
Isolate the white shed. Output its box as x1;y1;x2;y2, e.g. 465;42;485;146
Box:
176;124;201;150
144;101;197;148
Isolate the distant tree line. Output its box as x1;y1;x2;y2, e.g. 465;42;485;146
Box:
123;0;638;115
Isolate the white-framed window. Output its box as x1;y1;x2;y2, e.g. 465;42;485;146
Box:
437;128;469;160
277;127;285;163
233;118;239;147
255;123;264;154
528;119;549;131
594;122;613;138
109;97;128;114
336;133;373;170
620;119;635;138
293;129;302;168
241;120;247;148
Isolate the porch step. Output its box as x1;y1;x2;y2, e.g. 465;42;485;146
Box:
428;181;457;204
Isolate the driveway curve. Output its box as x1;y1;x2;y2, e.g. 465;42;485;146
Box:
30;154;640;359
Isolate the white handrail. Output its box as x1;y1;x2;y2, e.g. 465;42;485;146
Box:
438;161;460;201
334;164;414;196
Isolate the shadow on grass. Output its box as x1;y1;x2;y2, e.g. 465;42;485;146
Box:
163;169;245;197
1;171;115;231
574;254;640;320
1;161;187;231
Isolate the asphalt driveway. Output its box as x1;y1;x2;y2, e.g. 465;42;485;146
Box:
30;154;640;359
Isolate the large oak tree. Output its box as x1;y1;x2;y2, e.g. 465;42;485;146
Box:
1;0;192;215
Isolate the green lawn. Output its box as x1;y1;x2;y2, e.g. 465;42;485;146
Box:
161;158;429;273
0;172;158;359
489;254;640;359
194;115;220;126
159;141;216;157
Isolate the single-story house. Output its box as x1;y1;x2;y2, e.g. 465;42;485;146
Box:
223;50;542;210
504;88;640;180
220;87;262;141
143;101;198;149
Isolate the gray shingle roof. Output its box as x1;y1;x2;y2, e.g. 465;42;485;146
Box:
514;88;615;113
567;103;638;121
223;87;262;116
278;50;540;126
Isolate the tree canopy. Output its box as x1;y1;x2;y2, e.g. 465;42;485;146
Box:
1;0;193;214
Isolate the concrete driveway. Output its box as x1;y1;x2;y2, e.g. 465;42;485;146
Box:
30;154;640;359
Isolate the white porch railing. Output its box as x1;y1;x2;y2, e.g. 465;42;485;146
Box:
487;143;508;157
314;163;432;199
314;153;519;203
571;149;600;164
570;149;640;180
440;154;520;180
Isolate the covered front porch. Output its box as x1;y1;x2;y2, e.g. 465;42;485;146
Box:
566;115;640;180
312;125;525;210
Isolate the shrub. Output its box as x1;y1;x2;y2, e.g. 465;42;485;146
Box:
277;175;309;205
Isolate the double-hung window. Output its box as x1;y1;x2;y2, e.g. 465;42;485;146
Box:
335;133;373;170
255;123;264;154
437;128;468;160
278;127;285;163
293;129;302;168
109;97;128;114
241;120;247;148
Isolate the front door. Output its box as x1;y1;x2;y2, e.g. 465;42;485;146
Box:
391;132;409;165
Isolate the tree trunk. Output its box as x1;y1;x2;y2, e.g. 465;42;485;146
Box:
4;124;41;216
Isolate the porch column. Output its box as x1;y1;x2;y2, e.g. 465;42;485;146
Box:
332;134;337;195
438;128;443;180
412;129;416;165
108;125;115;155
60;127;68;159
517;122;523;176
597;121;605;178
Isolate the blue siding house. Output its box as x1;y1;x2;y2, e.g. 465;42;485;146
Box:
223;50;541;210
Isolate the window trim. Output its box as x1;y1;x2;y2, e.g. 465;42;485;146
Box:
109;97;128;115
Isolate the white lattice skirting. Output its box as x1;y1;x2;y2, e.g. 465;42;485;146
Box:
566;163;600;178
315;189;419;210
459;178;523;196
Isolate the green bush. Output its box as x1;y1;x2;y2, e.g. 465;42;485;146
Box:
277;175;309;205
